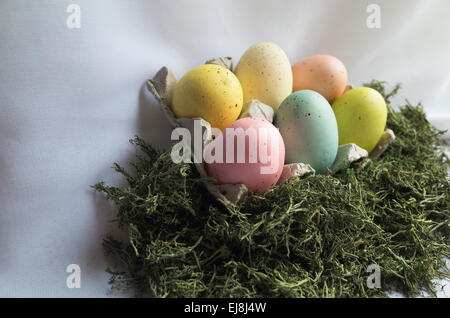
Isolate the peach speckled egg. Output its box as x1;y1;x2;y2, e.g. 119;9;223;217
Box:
292;55;348;104
205;117;285;193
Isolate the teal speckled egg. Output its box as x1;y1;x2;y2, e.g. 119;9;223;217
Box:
274;90;338;174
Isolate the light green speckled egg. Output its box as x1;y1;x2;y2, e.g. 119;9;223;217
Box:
274;90;339;174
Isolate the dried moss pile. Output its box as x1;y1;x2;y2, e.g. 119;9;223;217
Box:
93;81;449;297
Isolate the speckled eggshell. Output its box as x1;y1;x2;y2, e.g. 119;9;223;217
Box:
274;90;338;174
332;87;387;153
235;42;293;112
292;55;348;104
171;64;243;130
205;117;285;193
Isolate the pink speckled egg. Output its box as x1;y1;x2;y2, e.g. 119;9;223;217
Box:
205;117;285;193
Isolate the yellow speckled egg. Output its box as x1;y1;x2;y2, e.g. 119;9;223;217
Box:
171;64;243;130
235;42;293;112
332;87;387;153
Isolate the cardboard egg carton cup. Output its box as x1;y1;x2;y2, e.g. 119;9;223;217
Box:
146;57;395;206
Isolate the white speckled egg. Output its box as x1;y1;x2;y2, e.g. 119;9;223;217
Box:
235;42;293;112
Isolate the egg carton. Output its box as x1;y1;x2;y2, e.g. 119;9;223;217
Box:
146;57;395;206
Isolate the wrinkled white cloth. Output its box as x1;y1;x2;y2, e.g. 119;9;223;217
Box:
0;0;448;297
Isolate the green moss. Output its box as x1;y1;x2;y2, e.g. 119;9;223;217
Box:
93;81;449;298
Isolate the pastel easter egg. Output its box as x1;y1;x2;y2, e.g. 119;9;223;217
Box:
205;117;285;193
332;87;387;152
235;42;293;112
292;55;348;104
274;90;338;173
171;64;243;130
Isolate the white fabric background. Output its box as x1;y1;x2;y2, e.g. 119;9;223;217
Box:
0;0;448;297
